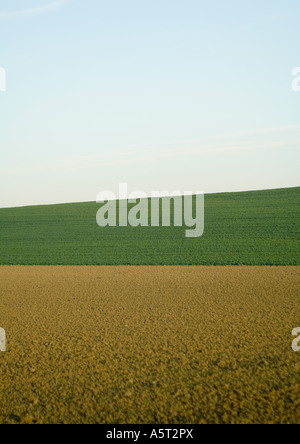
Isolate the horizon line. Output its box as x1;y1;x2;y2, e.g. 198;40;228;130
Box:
0;185;298;210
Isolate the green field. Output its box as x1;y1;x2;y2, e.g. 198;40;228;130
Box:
0;187;299;265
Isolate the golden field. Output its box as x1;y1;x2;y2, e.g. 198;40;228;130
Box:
0;266;299;424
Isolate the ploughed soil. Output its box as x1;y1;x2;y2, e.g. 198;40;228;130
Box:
0;266;299;424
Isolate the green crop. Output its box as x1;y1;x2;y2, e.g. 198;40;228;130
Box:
0;187;299;265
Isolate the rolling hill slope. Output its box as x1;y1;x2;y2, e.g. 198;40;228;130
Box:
0;187;299;265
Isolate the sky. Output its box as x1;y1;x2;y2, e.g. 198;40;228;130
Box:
0;0;299;208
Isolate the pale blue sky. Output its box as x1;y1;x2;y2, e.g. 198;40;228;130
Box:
0;0;299;207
